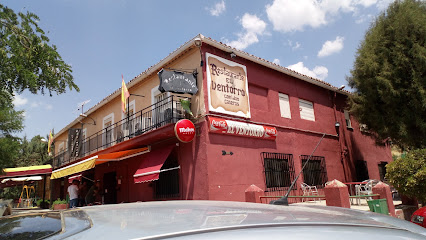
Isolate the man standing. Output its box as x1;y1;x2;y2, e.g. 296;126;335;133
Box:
68;180;79;208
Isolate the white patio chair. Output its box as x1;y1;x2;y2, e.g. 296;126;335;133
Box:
355;179;377;204
301;182;319;202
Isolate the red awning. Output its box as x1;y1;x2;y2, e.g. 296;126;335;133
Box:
133;145;175;183
0;165;52;179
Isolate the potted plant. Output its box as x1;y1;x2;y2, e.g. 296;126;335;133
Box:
52;198;68;210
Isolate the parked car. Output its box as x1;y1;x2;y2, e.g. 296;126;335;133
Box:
411;206;426;228
1;200;426;239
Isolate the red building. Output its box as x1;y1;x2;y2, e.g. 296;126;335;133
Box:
50;34;392;204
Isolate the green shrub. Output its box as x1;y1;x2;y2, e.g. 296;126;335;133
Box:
51;198;67;207
386;148;426;203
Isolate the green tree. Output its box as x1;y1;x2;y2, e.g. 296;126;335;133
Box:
13;135;52;167
347;0;426;149
0;4;79;100
0;94;23;170
0;5;79;169
386;148;426;203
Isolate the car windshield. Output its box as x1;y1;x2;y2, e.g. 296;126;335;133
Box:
0;210;92;240
0;212;62;239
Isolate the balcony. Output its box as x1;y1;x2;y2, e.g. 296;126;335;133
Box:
53;95;188;168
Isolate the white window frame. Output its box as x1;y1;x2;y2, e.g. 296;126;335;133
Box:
58;142;65;153
279;93;291;119
121;100;136;137
299;99;315;121
121;99;136;121
103;113;114;146
151;86;170;127
344;110;353;129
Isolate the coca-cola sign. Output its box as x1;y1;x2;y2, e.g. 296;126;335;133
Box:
174;119;196;143
209;117;277;140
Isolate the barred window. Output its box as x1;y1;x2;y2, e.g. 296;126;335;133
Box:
155;155;180;199
262;153;295;191
301;155;327;187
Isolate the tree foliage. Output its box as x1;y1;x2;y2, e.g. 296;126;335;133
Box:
13;135;52;167
386;148;426;203
0;94;23;170
347;0;426;149
0;4;79;101
0;5;79;169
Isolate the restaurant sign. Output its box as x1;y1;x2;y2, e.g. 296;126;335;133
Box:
158;69;198;95
174;119;196;143
206;53;250;118
208;117;277;140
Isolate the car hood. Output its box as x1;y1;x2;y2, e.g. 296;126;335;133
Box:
50;200;426;239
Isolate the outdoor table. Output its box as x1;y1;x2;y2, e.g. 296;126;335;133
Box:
343;182;365;205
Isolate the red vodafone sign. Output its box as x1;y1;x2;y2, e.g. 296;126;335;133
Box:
174;119;196;143
209;117;277;140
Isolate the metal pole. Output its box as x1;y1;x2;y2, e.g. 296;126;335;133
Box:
42;175;46;202
271;133;326;206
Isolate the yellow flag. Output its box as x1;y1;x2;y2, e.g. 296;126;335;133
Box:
47;130;53;153
121;75;130;113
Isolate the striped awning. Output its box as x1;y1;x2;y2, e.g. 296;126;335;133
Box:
51;146;150;179
1;165;52;178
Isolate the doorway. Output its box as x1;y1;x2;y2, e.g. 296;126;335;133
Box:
103;171;117;204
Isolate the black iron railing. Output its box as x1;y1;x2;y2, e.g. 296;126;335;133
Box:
53;95;187;168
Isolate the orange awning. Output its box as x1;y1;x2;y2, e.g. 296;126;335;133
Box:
51;146;150;179
96;146;151;164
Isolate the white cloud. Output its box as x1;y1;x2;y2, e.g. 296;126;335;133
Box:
13;94;28;106
375;0;393;10
357;0;378;8
287;62;328;80
265;0;393;32
45;104;53;110
207;0;226;17
273;59;281;65
355;14;374;24
266;0;326;32
318;36;344;57
226;13;267;50
287;40;301;51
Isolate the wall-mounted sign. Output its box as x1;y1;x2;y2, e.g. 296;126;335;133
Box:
174;119;196;143
206;53;251;118
208;117;277;140
158;69;198;95
68;128;82;159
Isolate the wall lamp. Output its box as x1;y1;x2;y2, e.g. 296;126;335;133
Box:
222;150;233;156
80;113;96;125
230;52;237;58
194;37;203;67
335;122;340;136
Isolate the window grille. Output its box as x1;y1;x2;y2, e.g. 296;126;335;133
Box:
262;152;295;191
155;155;180;199
301;155;327;187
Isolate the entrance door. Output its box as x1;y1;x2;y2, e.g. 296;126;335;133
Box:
103;171;117;204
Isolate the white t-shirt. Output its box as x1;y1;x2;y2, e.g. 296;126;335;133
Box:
67;184;79;200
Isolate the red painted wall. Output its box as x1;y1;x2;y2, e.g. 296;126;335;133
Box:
183;44;393;202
